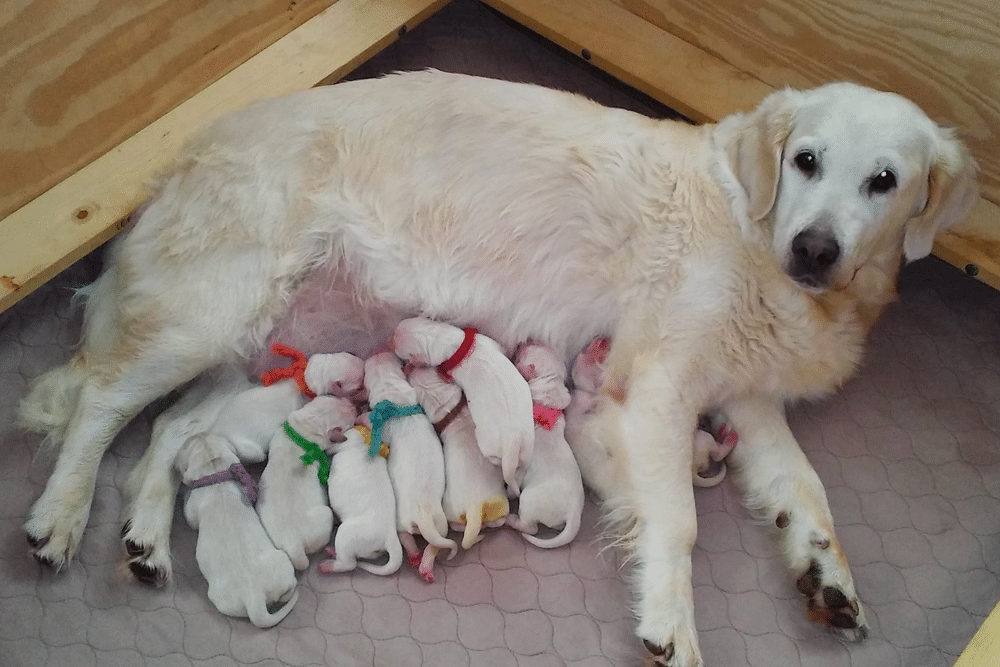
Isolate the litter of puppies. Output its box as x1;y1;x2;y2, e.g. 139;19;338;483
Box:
170;317;736;625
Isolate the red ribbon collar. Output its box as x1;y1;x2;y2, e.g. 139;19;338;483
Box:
533;404;563;430
437;328;478;381
260;342;317;399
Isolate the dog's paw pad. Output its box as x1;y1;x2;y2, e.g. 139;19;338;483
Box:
124;539;151;559
798;560;866;639
26;532;50;550
406;553;422;569
420;570;435;583
33;551;63;571
642;639;676;666
129;560;166;587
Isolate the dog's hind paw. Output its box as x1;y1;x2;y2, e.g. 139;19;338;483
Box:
797;559;869;640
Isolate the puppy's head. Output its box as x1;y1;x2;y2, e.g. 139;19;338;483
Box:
514;343;571;410
175;433;238;484
290;395;357;448
721;82;978;292
406;365;463;423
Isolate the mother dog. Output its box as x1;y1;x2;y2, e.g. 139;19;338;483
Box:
20;70;976;665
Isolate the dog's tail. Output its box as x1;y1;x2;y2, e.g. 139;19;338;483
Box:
358;534;404;576
248;587;299;629
461;508;484;551
416;505;458;559
522;510;582;550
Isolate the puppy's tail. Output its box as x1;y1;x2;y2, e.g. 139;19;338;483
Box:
522;509;582;550
416;506;458;559
358;534;403;576
461;509;484;550
248;587;299;629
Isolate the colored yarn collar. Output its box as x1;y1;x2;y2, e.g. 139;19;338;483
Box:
261;342;317;399
368;399;425;457
354;425;390;458
283;421;330;485
533;404;564;430
433;394;468;436
437;328;477;381
191;462;258;506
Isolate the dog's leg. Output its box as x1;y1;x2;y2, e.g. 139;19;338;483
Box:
722;394;868;639
122;365;251;585
597;365;702;667
26;347;219;570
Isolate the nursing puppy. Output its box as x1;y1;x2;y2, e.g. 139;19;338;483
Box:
257;395;357;569
319;422;402;576
507;343;584;548
175;432;298;628
408;366;509;551
363;351;457;582
21;71;978;665
392;317;534;495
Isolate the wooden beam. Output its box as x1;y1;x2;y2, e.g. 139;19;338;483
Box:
0;0;448;313
482;0;1000;292
955;601;1000;667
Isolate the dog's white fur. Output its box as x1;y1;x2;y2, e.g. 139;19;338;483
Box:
303;352;365;398
319;424;403;576
408;366;509;550
363;351;457;582
257;395;357;569
507;343;584;548
175;432;299;628
19;71;979;663
392;317;534;494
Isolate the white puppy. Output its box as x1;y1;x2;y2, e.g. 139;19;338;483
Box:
319;422;402;576
175;432;298;628
392;317;534;495
209;379;307;462
364;351;457;582
692;416;739;487
408;366;509;551
257;395;357;569
507;343;584;548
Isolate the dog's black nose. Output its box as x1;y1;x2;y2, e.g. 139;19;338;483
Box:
790;228;840;287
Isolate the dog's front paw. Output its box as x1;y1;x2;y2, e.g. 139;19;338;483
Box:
25;488;92;571
637;625;701;667
120;519;172;587
796;558;869;640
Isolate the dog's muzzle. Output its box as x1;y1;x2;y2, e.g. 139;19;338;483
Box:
787;227;841;289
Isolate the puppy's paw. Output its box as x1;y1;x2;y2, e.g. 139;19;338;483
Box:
25;489;92;571
797;559;869;641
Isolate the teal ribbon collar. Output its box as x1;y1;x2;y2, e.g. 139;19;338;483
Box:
367;400;424;457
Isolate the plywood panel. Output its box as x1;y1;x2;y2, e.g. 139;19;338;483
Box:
0;0;448;313
608;0;1000;209
0;0;339;220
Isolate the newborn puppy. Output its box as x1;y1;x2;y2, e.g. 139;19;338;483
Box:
364;351;457;582
408;366;509;551
304;352;365;399
257;395;357;569
319;422;402;575
392;317;534;495
175;432;298;628
209;379;307;462
566;338;737;488
507;343;584;548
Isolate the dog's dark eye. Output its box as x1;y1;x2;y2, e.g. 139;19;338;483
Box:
869;169;897;195
794;151;818;177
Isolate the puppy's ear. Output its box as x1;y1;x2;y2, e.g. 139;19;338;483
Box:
723;89;799;221
903;127;979;261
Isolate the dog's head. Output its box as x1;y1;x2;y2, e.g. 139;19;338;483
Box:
514;342;571;410
406;365;463;423
719;82;978;292
175;433;238;484
290;395;357;448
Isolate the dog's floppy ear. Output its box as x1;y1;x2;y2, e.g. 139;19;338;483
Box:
903;127;979;262
723;89;799;222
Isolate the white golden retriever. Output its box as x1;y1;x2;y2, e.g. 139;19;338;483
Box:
19;70;977;665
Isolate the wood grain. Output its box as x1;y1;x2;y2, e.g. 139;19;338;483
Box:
0;0;339;220
608;0;1000;208
0;0;448;313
